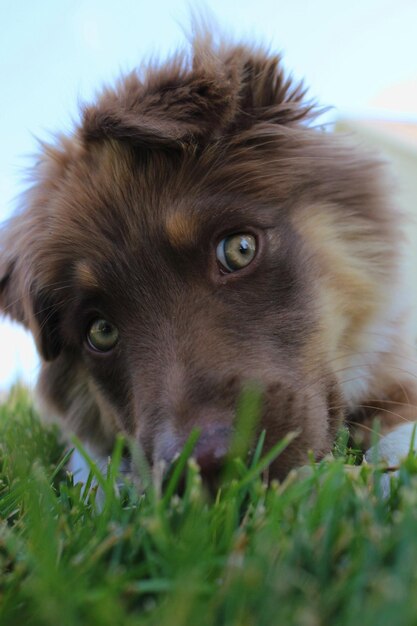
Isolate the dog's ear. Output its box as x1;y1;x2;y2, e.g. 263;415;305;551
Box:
81;38;317;148
81;58;239;146
0;138;76;361
219;45;316;128
0;228;62;362
0;256;25;324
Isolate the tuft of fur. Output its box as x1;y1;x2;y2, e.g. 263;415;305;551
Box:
1;31;416;482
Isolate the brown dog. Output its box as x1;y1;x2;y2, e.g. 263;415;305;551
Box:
1;33;417;483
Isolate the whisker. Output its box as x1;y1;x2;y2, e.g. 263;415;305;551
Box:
354;398;417;410
346;420;385;439
332;404;414;423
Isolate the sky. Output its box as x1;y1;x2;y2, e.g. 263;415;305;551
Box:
1;0;417;390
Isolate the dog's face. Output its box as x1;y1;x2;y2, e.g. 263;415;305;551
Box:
0;39;397;480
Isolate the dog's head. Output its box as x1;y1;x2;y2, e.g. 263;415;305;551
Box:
0;37;398;480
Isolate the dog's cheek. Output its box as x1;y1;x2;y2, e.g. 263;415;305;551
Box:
80;349;136;435
262;377;344;479
37;356;118;453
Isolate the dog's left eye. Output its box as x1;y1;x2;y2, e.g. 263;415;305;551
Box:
216;233;257;272
86;318;119;352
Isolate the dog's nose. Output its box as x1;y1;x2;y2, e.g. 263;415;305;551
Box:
193;427;231;479
153;423;232;493
155;424;231;486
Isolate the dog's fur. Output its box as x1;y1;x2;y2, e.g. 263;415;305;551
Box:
1;33;417;481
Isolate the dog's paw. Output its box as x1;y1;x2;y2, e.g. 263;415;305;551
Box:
364;422;417;497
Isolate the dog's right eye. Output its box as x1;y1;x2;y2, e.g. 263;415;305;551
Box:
216;233;257;272
86;318;119;352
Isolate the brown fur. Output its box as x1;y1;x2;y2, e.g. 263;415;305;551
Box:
1;32;416;481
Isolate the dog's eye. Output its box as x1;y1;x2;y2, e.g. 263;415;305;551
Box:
87;319;119;352
216;233;257;272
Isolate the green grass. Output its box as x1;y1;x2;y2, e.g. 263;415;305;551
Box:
1;387;417;626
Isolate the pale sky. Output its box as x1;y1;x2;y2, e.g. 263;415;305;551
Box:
1;0;417;390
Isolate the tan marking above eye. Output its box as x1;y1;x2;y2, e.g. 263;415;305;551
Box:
75;261;99;290
165;212;199;249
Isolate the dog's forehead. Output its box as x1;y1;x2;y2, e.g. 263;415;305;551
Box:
52;141;207;289
65;138;272;251
58;140;197;249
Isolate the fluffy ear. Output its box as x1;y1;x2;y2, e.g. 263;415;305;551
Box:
0;257;26;324
225;46;316;126
81;61;239;146
81;37;317;148
0;238;62;362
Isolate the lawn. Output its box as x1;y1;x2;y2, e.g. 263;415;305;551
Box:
1;386;417;626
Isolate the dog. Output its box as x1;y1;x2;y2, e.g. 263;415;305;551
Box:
1;32;417;485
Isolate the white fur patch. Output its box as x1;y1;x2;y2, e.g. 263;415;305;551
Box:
69;447;109;485
365;422;417;467
365;423;417;498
